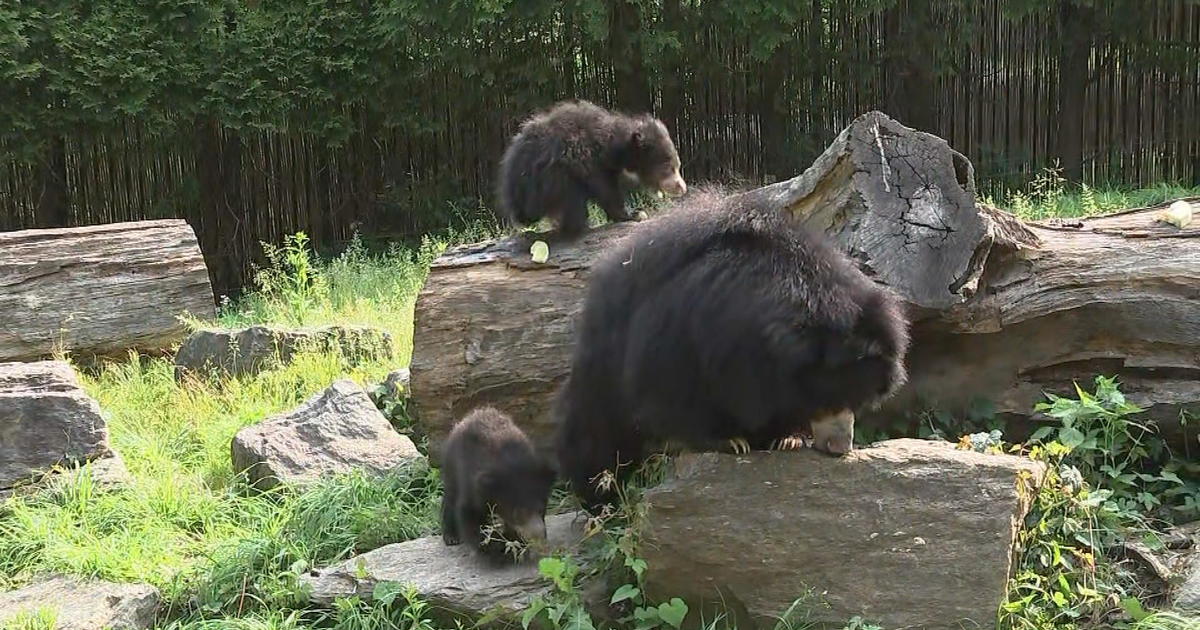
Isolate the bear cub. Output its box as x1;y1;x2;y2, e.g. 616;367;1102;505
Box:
440;406;556;553
496;100;687;238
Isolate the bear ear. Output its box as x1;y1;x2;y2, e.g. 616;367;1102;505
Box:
631;129;644;148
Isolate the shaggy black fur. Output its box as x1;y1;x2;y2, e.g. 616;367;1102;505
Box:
553;189;911;512
496;100;686;238
440;407;556;551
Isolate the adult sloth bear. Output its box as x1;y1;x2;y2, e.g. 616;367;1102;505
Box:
553;189;910;511
496;100;687;238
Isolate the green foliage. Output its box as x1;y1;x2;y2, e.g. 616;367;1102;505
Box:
1031;376;1199;523
1001;376;1200;629
1001;445;1123;629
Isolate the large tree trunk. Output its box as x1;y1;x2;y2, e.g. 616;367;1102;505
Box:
609;0;652;113
34;136;70;229
1055;1;1096;181
0;219;216;363
409;111;1200;458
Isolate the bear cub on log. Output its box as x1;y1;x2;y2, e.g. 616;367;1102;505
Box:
554;189;911;512
496;100;687;238
441;406;556;553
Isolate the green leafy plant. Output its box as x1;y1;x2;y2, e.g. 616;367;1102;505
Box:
1000;444;1120;629
1002;376;1200;629
249;232;330;326
522;556;598;630
1030;376;1199;522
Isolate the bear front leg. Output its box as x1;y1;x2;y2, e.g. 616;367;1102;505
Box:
556;190;591;239
455;499;487;550
592;177;635;223
441;487;460;546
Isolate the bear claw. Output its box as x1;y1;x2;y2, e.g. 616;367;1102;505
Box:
770;435;812;451
728;437;752;455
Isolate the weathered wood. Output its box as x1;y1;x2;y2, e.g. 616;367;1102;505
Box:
409;112;1200;456
0;219;216;362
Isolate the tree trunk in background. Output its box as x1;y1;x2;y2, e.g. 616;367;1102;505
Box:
194;118;244;299
658;0;684;137
758;44;789;181
883;0;937;136
1056;1;1095;181
34;137;69;229
609;0;651;113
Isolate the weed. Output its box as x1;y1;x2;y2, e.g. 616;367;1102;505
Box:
1001;376;1200;629
983;171;1200;220
1031;376;1199;524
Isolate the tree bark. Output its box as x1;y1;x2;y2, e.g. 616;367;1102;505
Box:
757;43;789;181
1055;1;1096;181
0;219;216;363
883;0;938;136
408;111;1200;458
34;136;70;229
609;0;652;113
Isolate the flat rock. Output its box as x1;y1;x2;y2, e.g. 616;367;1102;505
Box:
0;361;117;491
231;379;422;490
639;438;1045;630
1175;544;1200;611
0;575;159;629
174;324;393;381
302;513;596;618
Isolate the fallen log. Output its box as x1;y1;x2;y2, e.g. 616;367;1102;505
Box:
409;111;1200;457
0;219;216;363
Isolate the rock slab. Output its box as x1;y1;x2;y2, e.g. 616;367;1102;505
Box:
0;575;159;629
175;324;393;380
639;438;1044;630
231;379;421;490
302;513;593;617
1176;546;1200;612
0;361;119;491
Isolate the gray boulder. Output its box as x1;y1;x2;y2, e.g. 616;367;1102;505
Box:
174;324;393;380
231;379;422;490
302;513;600;619
0;361;124;491
0;575;159;629
1174;523;1200;611
383;368;410;397
639;438;1045;630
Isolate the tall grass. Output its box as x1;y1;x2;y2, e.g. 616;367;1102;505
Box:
984;167;1200;220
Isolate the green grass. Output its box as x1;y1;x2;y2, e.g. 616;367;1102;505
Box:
984;168;1200;220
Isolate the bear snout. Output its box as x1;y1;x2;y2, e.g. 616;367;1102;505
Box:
810;409;855;455
660;172;687;197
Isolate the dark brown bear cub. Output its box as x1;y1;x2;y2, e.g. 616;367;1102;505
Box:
496;100;687;238
440;406;556;553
